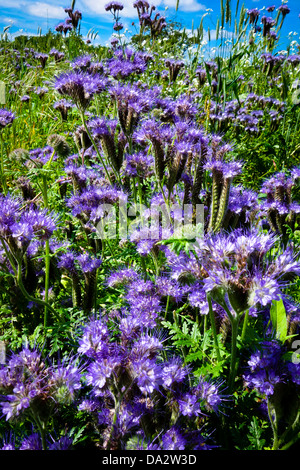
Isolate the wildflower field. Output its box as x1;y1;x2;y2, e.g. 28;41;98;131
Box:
0;0;300;452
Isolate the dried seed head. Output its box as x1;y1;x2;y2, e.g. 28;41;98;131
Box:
47;134;71;158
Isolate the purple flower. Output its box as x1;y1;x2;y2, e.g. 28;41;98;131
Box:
261;16;276;36
1;383;39;420
49;362;82;404
248;275;281;307
71;54;92;71
86;357;119;391
106;267;139;288
247;8;260;24
266;5;275;13
0;109;15;129
178;393;201;417
155;276;184;302
162;358;188;388
77;318;109;358
227;185;259;222
107;48;148;78
187;228;300;315
77;252;102;273
53;98;73;120
35;52;49;68
57;251;77;274
203;158;242;180
19;433;43;450
195;378;227;413
21;208;57;241
122;151;154;178
67;185;126;222
0;346;82;421
105;1;124;12
113;21;123;31
130;333;163;360
55;21;73;34
243;340;285;396
278;4;290;16
20;95;30;102
188;283;209;314
48;436;73;450
132;358;162;394
109;83;160;135
161;426;186;450
50;48;65;62
54;71;108;110
287;362;300;386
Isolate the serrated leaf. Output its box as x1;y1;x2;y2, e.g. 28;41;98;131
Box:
191;323;201;343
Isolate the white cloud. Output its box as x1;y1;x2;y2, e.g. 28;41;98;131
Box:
81;0;140;19
80;0;206;19
0;0;23;7
26;2;65;19
163;0;207;12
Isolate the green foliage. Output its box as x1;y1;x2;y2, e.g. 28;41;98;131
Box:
162;312;228;378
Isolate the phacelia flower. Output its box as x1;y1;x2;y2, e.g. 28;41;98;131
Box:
0;109;15;129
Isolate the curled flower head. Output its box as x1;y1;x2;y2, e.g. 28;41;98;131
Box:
105;1;124;12
247;8;260;24
54;71;108;110
277;4;290;17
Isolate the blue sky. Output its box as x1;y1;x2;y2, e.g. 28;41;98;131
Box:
0;0;299;49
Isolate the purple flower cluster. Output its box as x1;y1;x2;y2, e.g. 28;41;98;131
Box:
0;109;15;129
133;0;166;38
109;82;161;136
244;340;300;397
166;228;300;317
66;183;126;226
53;98;74;121
0;347;81;421
121;150;154;178
107;47;150;78
247;8;260;25
259;169;300;238
76;286;226;449
208;93;285;134
55;6;82;34
0;193;57;258
54;71;108;110
105;1;124;12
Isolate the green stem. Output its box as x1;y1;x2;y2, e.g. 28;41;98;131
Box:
228;316;240;394
2;238;60;323
44;240;50;329
137;177;144;207
277;410;300;450
42;174;50;329
241;309;249;343
165;295;170;319
140;255;147;280
267;399;279;450
16;259;60;321
280;432;300;450
207;294;221;362
31;411;48;450
0;132;7;195
80;110;115;186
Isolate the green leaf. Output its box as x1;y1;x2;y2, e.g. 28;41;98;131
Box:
270;298;288;342
247;416;267;450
